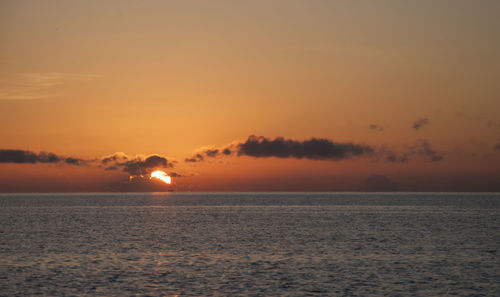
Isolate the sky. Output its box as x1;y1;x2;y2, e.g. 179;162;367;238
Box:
1;0;499;192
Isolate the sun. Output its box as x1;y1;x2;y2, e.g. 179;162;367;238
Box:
150;170;172;185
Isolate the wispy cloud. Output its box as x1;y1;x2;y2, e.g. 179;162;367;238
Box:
369;124;384;132
0;72;97;100
413;117;429;130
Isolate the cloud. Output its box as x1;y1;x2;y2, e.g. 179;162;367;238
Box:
101;152;128;165
236;135;374;160
0;149;85;165
185;153;204;163
185;146;234;163
187;135;376;162
101;153;172;175
408;139;444;162
169;172;183;177
1;149;176;177
377;147;410;163
413;118;429;130
63;157;85;165
369;124;384;132
495;143;500;151
377;139;444;162
3;135;445;182
186;135;445;164
205;149;219;157
0;72;97;101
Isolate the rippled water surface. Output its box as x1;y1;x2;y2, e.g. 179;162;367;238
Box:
1;193;499;296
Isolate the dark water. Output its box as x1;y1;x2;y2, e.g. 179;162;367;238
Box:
1;193;499;296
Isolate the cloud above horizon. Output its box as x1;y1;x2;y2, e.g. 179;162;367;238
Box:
101;152;172;175
378;139;444;163
369;124;384;132
413;118;429;130
185;148;231;163
236;135;374;160
0;72;97;100
0;149;85;165
0;149;175;178
0;135;446;184
185;136;373;162
185;135;445;163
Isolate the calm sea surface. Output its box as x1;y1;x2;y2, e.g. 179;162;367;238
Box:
0;193;499;296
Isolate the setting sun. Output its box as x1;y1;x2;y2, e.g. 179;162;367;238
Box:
150;170;172;185
1;2;499;296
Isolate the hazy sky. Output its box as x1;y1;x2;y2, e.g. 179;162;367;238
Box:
1;0;499;192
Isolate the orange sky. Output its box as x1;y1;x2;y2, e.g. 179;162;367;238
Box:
1;1;499;192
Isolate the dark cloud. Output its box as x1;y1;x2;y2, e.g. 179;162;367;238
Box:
408;139;444;162
2;150;179;189
121;156;170;175
205;149;219;157
236;135;374;160
377;147;409;163
369;124;384;132
64;157;84;165
377;140;444;163
102;153;172;175
0;150;39;163
185;136;374;162
494;143;500;151
0;149;84;165
101;152;128;165
185;147;233;163
144;155;168;168
185;136;445;164
185;153;204;163
413;118;429;130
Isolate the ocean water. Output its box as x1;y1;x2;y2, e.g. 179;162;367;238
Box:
0;193;499;296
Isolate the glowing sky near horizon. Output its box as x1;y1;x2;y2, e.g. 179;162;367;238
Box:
0;0;499;192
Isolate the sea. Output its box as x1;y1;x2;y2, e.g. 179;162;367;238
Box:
0;192;499;296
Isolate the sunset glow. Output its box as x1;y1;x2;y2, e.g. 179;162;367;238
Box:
0;1;499;193
150;170;172;185
1;2;499;296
